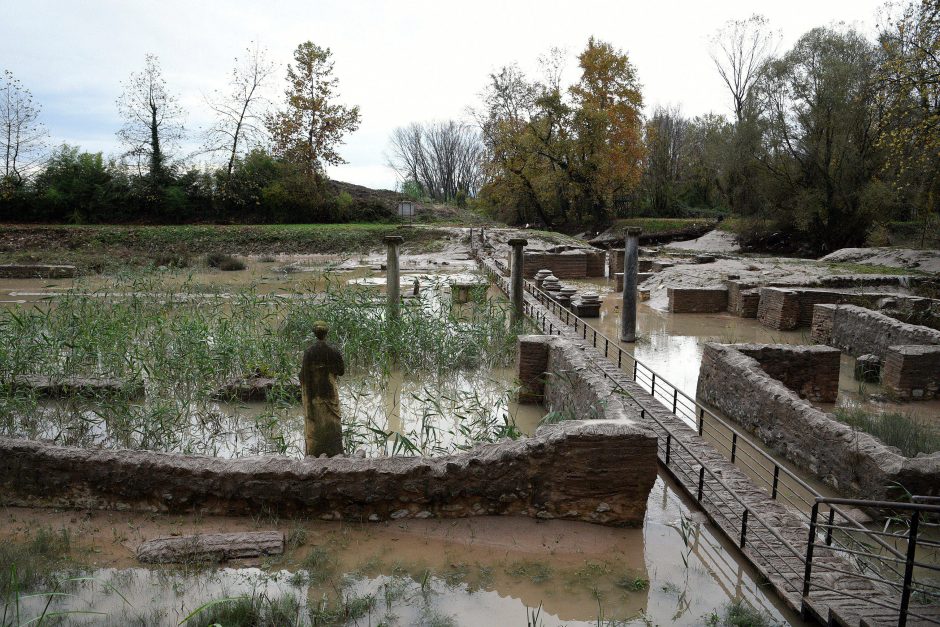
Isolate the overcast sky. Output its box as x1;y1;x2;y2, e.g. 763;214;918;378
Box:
2;0;887;190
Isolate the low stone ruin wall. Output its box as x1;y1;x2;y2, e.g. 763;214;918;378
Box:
757;287;902;330
882;345;940;400
0;264;77;279
517;334;658;516
811;304;940;358
667;287;729;313
725;280;760;318
697;343;940;498
0;416;654;526
733;344;840;403
517;250;605;279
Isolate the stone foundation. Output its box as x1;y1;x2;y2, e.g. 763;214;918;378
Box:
733;344;840;403
810;304;940;358
758;288;911;330
517;250;605;279
697;343;940;498
667;287;729;313
0;416;655;526
725;281;760;318
0;264;77;279
882;345;940;400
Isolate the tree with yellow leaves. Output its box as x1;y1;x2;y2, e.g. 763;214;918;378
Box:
266;42;360;181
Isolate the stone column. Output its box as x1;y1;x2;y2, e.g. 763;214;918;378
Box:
620;227;642;342
509;238;528;324
384;235;403;318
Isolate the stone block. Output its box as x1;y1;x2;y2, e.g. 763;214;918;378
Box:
667;287;729;313
882;345;940;400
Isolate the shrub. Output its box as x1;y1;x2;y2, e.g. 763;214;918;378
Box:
206;253;246;271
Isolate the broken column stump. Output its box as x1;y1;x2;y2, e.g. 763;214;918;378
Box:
136;531;284;564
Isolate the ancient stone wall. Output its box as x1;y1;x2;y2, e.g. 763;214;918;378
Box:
758;288;907;330
517;336;552;403
0;416;656;526
734;344;840;402
810;304;940;358
882;345;940;400
519;251;586;279
696;343;940;498
725;281;760;318
667;287;729;313
584;251;606;277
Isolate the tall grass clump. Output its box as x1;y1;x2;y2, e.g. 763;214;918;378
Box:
835;407;940;457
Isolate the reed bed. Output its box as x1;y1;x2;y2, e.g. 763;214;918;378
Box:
0;271;522;457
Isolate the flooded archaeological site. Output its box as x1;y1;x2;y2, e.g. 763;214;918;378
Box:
2;227;939;626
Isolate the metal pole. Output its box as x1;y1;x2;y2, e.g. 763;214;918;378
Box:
803;503;819;599
899;510;921;627
384;235;403;319
620;227;642;342
509;238;527;325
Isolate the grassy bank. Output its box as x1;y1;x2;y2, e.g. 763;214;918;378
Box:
0;224;452;272
613;217;717;235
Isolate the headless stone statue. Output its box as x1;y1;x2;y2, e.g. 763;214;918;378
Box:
300;322;345;457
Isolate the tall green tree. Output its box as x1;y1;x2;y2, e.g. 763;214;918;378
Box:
266;42;361;180
756;27;881;252
877;0;940;244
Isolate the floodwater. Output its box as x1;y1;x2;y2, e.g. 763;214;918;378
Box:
2;474;807;626
564;276;939;426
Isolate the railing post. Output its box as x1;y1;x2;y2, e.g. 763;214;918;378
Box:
803;502;819;599
740;509;748;548
665;434;671;465
698;407;704;436
632;360;637;381
618;349;622;368
672;388;678;414
604;338;608;357
651;373;656;396
899;509;920;627
593;329;597;348
731;432;738;463
825;508;835;546
697;466;705;502
771;465;780;500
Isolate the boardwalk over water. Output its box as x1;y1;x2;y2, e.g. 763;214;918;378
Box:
478;252;940;626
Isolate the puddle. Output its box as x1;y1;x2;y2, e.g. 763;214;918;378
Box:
2;475;807;626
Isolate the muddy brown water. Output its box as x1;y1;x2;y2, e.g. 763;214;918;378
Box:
1;473;808;626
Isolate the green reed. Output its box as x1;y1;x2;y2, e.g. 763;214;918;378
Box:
0;271;520;457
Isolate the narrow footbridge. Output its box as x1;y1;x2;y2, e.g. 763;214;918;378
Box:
478;253;940;627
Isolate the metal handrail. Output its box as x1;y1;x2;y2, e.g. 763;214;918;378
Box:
507;269;915;565
805;496;940;626
477;254;938;623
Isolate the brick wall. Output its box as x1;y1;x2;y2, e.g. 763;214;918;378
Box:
520;252;588;279
696;342;939;498
882;345;940;400
667;287;729;313
518;336;552;403
810;304;940;359
584;251;606;277
735;344;840;402
757;288;802;330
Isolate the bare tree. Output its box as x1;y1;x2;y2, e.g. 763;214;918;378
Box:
116;54;185;182
710;15;778;122
0;69;47;183
386;120;484;201
204;43;275;177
